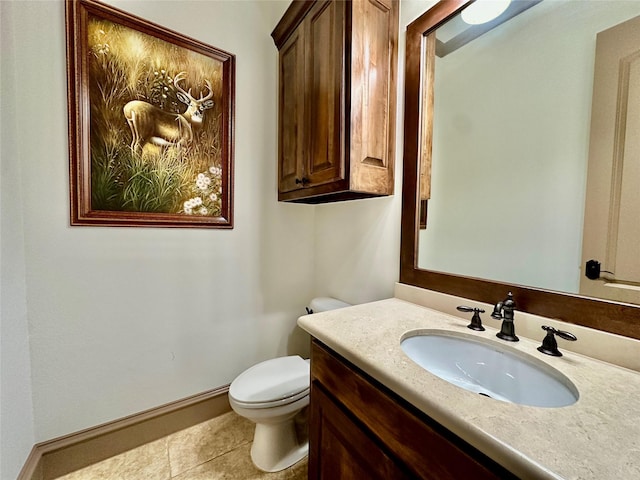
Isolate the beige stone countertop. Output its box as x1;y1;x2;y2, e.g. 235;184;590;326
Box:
297;298;640;480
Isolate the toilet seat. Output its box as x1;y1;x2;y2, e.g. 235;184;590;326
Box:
229;355;310;409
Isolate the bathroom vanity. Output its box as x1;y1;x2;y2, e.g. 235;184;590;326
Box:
298;290;640;479
309;341;515;479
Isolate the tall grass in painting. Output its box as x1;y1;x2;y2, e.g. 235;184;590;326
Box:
87;16;224;216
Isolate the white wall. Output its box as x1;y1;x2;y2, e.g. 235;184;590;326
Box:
1;2;37;477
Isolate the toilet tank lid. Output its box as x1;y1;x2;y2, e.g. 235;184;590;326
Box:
229;355;310;404
309;297;351;313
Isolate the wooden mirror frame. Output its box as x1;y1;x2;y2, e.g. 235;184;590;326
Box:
400;0;640;340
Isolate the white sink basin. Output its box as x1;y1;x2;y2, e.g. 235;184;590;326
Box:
401;330;579;408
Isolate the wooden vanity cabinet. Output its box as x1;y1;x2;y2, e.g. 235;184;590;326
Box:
271;0;398;203
309;341;517;480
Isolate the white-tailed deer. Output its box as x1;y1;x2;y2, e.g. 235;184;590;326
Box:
123;72;214;154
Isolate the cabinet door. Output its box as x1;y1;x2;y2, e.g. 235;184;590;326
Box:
305;0;345;187
278;27;306;194
349;0;398;195
309;383;412;480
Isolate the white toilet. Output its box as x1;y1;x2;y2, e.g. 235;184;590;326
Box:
229;297;350;472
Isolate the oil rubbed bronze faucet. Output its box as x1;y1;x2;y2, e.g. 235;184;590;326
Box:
491;292;519;342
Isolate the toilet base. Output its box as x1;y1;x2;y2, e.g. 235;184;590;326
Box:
250;418;308;472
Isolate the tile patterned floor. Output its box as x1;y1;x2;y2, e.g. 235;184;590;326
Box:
55;412;308;480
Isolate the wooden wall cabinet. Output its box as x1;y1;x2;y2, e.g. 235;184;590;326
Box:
271;0;398;203
309;341;518;479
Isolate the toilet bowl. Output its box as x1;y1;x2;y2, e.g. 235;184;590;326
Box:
229;355;310;472
229;297;351;472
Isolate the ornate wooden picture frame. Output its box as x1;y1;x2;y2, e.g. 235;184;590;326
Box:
66;0;234;228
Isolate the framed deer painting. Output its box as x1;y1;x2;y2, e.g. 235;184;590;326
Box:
66;0;234;228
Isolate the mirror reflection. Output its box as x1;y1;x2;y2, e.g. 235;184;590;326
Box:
417;0;640;304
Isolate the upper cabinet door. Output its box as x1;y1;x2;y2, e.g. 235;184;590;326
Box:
306;0;346;187
349;0;398;195
278;27;306;194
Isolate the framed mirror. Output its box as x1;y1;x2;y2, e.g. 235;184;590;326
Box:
400;0;640;340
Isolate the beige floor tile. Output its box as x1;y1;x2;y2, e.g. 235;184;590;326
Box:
52;412;307;480
171;443;307;480
281;457;308;480
55;437;171;480
167;411;255;477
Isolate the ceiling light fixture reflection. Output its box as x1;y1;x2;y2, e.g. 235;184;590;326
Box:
461;0;512;25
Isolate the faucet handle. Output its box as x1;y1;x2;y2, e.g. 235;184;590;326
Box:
537;325;577;357
457;305;485;331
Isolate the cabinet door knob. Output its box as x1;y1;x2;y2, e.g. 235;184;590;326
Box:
296;177;310;185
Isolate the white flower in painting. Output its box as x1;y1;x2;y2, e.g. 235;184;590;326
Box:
199;207;208;215
209;166;222;177
96;43;110;55
196;173;211;190
184;197;203;214
209;193;218;202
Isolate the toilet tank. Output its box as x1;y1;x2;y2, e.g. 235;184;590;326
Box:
307;297;351;314
292;297;351;359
